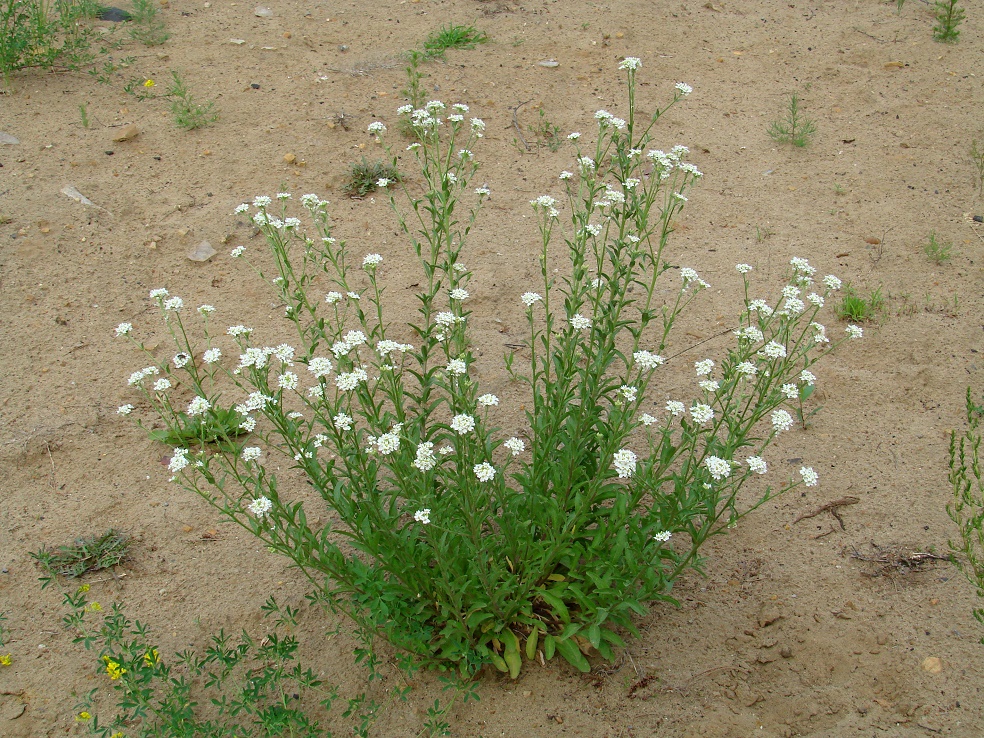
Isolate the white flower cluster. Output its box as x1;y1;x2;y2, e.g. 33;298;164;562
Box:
613;449;637;479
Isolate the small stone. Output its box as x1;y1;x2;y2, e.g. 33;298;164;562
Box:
187;240;217;262
780;645;793;659
97;6;132;21
758;603;782;628
283;152;296;164
0;132;19;145
254;5;272;17
283;31;291;39
112;124;140;142
921;657;943;674
229;38;246;44
537;60;560;68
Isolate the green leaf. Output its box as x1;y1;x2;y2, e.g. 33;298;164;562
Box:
543;634;556;660
555;637;591;673
525;625;539;660
537;589;571;624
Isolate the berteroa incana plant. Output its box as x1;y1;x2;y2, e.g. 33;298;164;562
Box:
115;58;862;679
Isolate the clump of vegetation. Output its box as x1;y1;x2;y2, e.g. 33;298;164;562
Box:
932;0;964;43
128;0;168;46
924;232;953;264
0;0;103;81
836;284;884;322
32;530;132;579
422;24;488;59
767;93;817;148
166;71;218;130
948;388;984;640
343;158;400;197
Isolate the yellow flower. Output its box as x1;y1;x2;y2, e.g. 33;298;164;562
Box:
110;733;125;738
86;602;103;612
102;655;127;680
78;584;91;594
0;654;11;666
76;711;92;722
143;648;160;666
144;79;155;87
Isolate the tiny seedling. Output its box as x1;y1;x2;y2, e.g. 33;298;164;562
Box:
166;71;218;130
32;530;132;579
79;103;89;128
971;139;984;197
833;183;846;195
836;284;884;322
924;232;953;264
896;0;906;13
422;24;488;59
527;107;563;152
129;0;169;46
932;0;964;43
755;225;775;242
344;158;400;197
767;93;817;147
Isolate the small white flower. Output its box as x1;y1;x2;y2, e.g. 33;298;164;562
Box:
153;378;171;393
640;413;658;427
173;352;191;369
474;462;496;482
187;396;211;416
800;466;819;487
234;203;250;214
346;291;361;300
699;379;720;392
559;170;573;180
376;432;400;455
823;275;843;291
117;404;134;415
333;413;353;431
807;293;824;307
653;530;672;543
367;121;386;134
613;448;637;479
478;394;499;407
690;404;714;425
240;416;256;433
241;446;262;463
680;267;699;284
446;359;468;376
704;456;732;481
227;325;253;337
569;313;592;331
363;253;383;268
475;186;491;196
414;508;431;524
413;442;437;472
335;369;368;392
435;312;457;327
521;292;543;307
230;246;246;258
746;456;767;475
567;132;581;141
344;331;368;347
504;437;525;456
758;341;787;359
149;288;169;300
846;324;863;339
115;322;132;337
633;351;666;370
168;448;189;474
618;56;642;70
278;372;299;390
163;296;183;312
694;359;714;376
252;195;271;208
735;264;753;274
376;178;391;188
666;400;685;417
248;496;273;517
618;385;638;403
781;383;799;399
747;299;774;316
799;370;816;386
449;288;469;301
325;291;343;304
308;357;332;378
675;82;693;96
736;361;758;376
451;414;476;435
771;409;794;432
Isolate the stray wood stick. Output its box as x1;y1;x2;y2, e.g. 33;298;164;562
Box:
794;496;860;529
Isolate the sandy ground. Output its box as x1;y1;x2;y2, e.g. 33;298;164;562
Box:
2;0;984;735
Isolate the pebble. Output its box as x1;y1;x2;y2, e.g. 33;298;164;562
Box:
97;6;132;21
112;124;140;142
920;657;943;674
187;240;217;262
0;132;18;145
283;152;296;164
537;60;560;68
254;5;272;17
229;38;246;45
758;602;782;628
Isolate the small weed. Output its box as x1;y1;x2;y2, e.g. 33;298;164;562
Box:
129;0;169;46
833;183;846;195
932;0;964;42
344;158;400;197
755;225;775;242
971;139;984;197
88;55;134;85
836;284;883;322
79;102;89;128
924;232;953;264
511;35;525;47
422;24;488;59
896;0;906;13
147;406;250;448
32;530;132;579
768;93;817;147
122;75;157;99
166;71;218;130
527;107;563;152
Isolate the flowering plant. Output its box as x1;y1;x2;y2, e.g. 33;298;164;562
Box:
116;59;860;678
